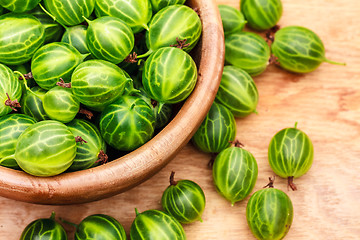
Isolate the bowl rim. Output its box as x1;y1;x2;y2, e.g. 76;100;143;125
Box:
0;0;225;205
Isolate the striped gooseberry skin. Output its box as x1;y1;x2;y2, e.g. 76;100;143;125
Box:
99;95;155;151
21;86;49;121
75;214;126;240
0;0;41;12
95;0;152;34
136;88;173;129
225;31;270;76
0;13;45;65
61;25;89;54
161;173;206;224
20;213;67;240
30;6;64;44
71;60;129;111
213;146;258;205
43;0;95;26
246;188;293;240
31;42;86;90
271;26;343;73
142;47;198;104
0;114;36;169
150;0;186;12
268;125;314;189
144;5;202;55
192;102;236;153
130;209;186;240
215;65;259;118
218;5;247;36
43;86;80;123
241;0;282;31
0;64;22;117
66;119;106;171
86;16;134;64
15;120;76;177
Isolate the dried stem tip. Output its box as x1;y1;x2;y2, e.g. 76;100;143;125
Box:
56;78;71;88
4;93;21;111
96;150;108;164
18;72;33;80
230;140;244;148
75;136;87;144
124;52;138;63
263;176;276;188
170;38;190;49
288;176;297;191
79;108;94;120
170;171;177;186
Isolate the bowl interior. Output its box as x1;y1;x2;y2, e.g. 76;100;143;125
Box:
0;0;225;205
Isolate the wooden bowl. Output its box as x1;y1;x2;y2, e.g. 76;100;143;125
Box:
0;0;224;205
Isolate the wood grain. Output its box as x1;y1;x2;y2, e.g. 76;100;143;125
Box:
1;0;360;239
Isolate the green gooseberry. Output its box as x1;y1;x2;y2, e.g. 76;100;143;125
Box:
74;214;126;240
15;120;76;176
241;0;283;31
0;0;41;12
71;59;129;112
246;178;293;240
225;31;270;76
0;12;45;65
161;172;206;224
43;86;80;123
95;0;152;33
213;143;258;205
43;0;95;26
130;209;186;240
271;26;345;73
192;102;236;153
142;47;198;105
31;42;88;90
215;65;259;117
99;95;155;151
61;25;89;54
0;5;4;15
150;0;186;12
30;5;64;44
0;114;36;169
0;64;22;117
85;16;134;64
20;212;67;240
268;123;314;190
218;5;247;35
20;86;49;121
66;119;107;171
138;4;202;57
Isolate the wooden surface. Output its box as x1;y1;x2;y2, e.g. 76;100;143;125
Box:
1;0;360;239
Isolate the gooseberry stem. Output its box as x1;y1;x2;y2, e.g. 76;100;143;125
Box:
324;58;346;66
14;71;42;99
50;212;56;220
169;171;177;186
60;217;78;228
135;208;140;216
288;176;297;191
39;4;68;30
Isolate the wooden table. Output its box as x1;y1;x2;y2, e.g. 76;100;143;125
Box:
1;0;359;239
